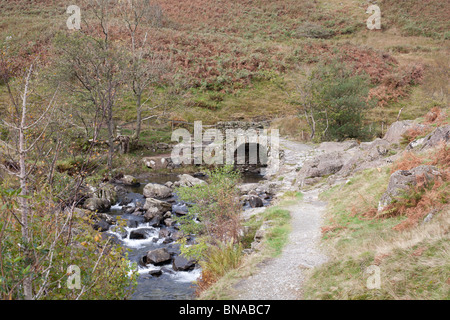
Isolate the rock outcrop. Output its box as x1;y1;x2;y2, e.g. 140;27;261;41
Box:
383;120;415;144
378;165;441;212
338;138;398;177
296;151;354;185
420;125;450;150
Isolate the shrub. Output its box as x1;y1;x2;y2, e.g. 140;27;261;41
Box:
0;186;137;300
308;60;375;141
174;166;243;293
400;125;432;146
195;240;243;294
175;166;242;245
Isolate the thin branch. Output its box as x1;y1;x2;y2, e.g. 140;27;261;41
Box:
23;86;59;130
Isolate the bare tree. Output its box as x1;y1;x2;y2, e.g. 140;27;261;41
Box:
57;0;127;169
0;64;58;299
293;82;316;141
119;0;167;145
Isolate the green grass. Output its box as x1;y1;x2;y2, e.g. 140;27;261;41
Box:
381;0;450;39
303;166;450;300
263;207;292;256
304;234;450;300
199;191;301;299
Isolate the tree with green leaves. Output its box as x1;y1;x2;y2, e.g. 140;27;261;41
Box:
306;60;375;141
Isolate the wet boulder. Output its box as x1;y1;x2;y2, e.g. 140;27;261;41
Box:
92;219;110;232
147;215;162;227
248;195;264;208
148;269;162;277
126;215;145;228
172;255;196;271
123;205;136;214
129;228;154;240
146;248;172;265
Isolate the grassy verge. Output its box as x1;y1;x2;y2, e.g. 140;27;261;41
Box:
197;192;303;300
302;164;450;299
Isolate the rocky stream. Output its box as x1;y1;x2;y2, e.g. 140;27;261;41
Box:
89;171;270;300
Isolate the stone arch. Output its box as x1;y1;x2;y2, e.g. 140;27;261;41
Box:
234;142;268;173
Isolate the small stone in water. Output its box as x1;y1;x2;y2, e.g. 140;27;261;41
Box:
149;269;162;277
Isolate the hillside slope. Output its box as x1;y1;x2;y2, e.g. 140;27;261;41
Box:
1;0;448;136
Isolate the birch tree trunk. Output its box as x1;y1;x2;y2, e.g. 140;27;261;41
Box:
18;65;33;300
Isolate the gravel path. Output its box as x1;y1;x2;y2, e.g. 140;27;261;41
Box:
232;138;329;299
233;186;328;300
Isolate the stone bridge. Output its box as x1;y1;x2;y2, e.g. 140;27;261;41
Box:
143;121;280;175
209;121;276;173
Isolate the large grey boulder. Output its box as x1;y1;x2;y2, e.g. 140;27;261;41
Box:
173;174;207;188
378;165;441;212
129;228;153;240
338;139;397;177
146;248;172;265
92;219;110;232
143;183;172;199
297;151;350;181
142;198;171;225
